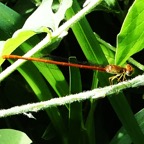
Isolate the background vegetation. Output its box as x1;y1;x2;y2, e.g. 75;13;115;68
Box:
0;0;144;144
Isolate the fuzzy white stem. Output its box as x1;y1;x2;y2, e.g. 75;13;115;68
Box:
0;74;143;118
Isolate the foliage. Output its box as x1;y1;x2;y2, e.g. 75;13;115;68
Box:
0;0;144;144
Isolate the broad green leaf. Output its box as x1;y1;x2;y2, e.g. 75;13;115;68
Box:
66;0;109;87
0;129;32;144
116;0;144;65
0;1;70;139
0;30;36;65
0;2;37;65
0;2;24;40
0;0;72;65
66;2;144;143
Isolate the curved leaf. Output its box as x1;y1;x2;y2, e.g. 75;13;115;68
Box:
116;0;144;65
0;129;32;144
0;30;36;65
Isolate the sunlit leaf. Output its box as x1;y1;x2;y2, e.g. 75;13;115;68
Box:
0;129;32;144
116;0;144;65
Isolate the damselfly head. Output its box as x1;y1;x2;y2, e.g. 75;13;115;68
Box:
125;64;134;76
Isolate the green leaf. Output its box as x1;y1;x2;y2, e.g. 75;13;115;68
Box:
0;129;32;144
66;2;144;143
0;2;24;40
66;0;110;86
116;0;144;65
85;100;97;144
0;0;72;65
110;108;144;144
0;30;36;65
0;1;71;140
5;55;68;142
68;57;84;144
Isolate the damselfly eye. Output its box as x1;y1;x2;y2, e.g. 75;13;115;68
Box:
125;64;134;76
